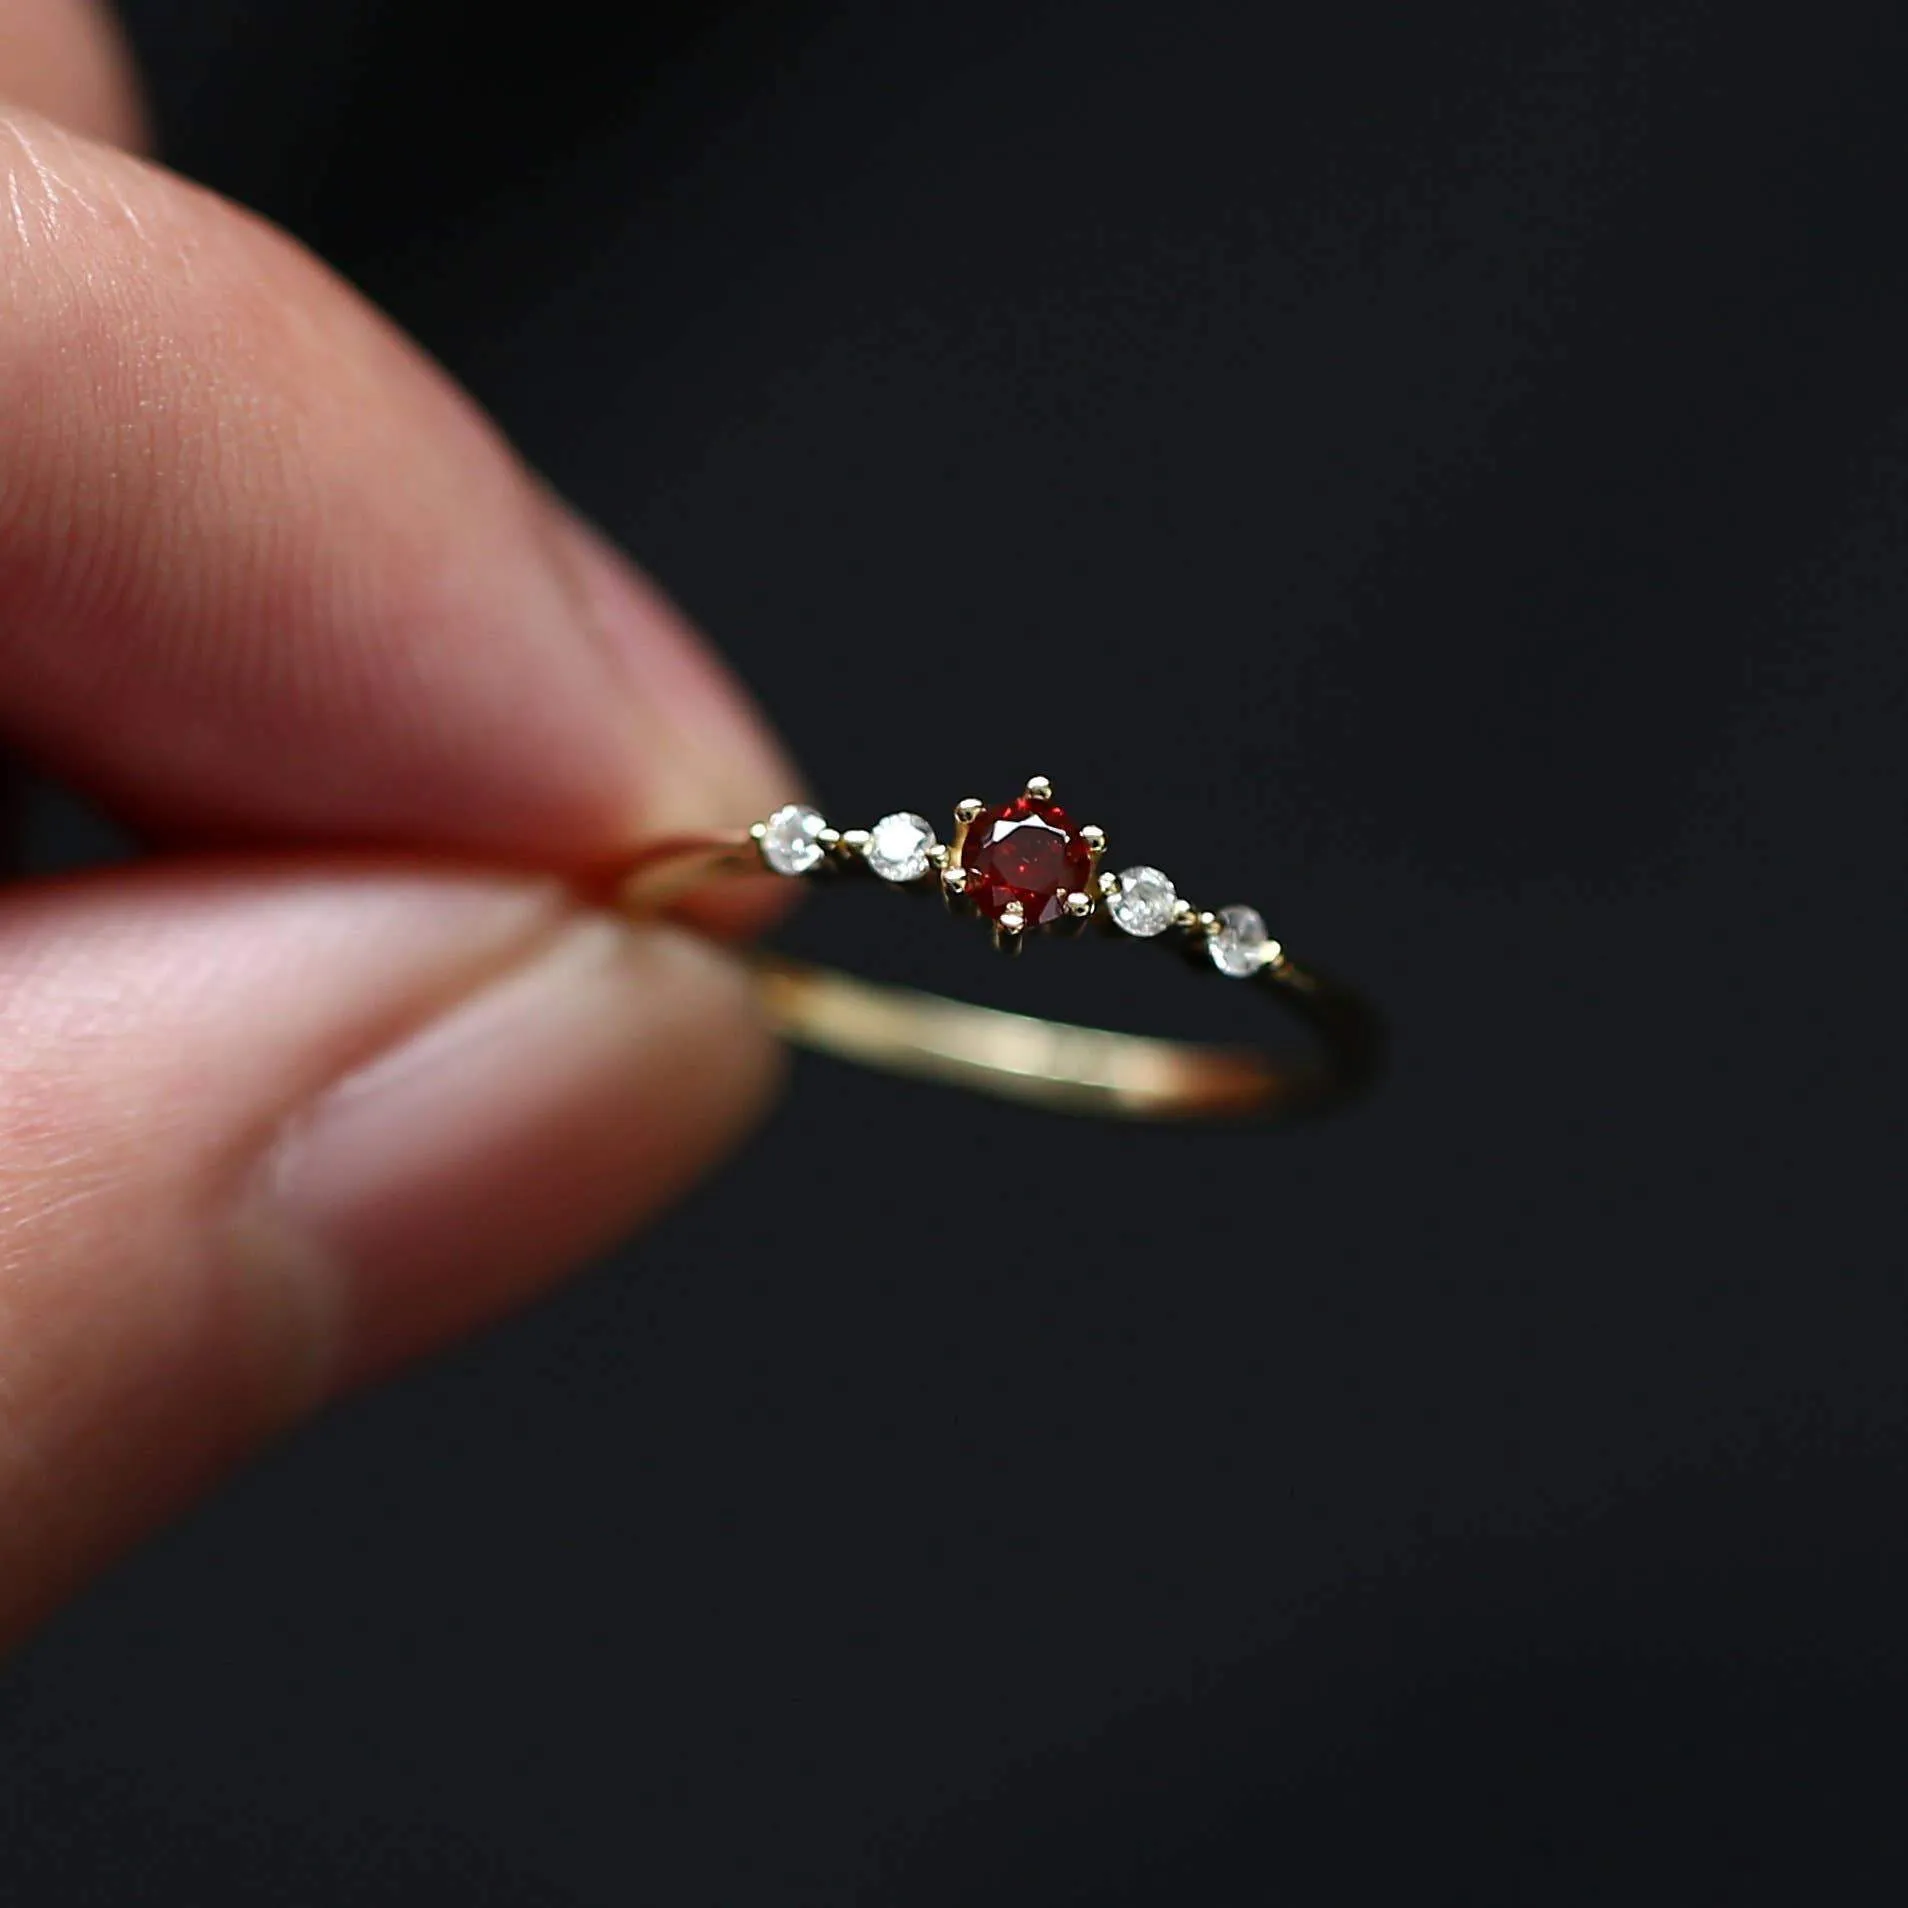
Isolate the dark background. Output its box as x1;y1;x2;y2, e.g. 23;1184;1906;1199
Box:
5;1;1907;1900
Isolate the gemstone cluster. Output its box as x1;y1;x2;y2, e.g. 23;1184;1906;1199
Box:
750;776;1277;976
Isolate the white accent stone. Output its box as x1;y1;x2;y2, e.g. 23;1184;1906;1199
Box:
865;811;936;883
1209;904;1270;977
760;803;828;876
1107;865;1178;938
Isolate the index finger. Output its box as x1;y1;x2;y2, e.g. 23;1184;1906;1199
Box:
0;104;793;864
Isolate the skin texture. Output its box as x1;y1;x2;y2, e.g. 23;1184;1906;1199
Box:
0;0;144;147
0;7;795;1646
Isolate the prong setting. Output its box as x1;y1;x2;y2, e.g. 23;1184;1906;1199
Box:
757;803;830;876
1106;865;1180;939
1209;905;1273;978
865;812;938;884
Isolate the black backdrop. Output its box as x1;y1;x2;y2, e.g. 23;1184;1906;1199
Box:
4;2;1907;1901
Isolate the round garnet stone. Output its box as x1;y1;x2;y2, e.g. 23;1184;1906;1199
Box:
960;794;1094;924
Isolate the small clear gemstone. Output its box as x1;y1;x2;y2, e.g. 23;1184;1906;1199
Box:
1209;904;1269;978
866;811;936;883
760;803;828;876
1107;864;1178;938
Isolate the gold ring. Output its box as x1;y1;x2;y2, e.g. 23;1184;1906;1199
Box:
618;774;1383;1123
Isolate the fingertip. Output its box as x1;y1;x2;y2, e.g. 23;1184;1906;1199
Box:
0;114;796;866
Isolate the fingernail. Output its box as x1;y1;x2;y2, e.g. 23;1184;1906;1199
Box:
547;510;803;835
248;915;779;1395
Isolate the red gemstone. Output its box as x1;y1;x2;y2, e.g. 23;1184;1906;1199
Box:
960;794;1094;924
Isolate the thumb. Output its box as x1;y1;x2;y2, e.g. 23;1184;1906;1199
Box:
0;858;777;1649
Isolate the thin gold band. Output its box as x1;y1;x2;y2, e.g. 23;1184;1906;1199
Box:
616;808;1382;1125
749;950;1380;1121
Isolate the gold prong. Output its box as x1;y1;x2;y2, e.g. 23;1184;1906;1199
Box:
1078;823;1106;883
951;797;984;865
1024;774;1053;802
1174;907;1223;970
941;863;973;915
837;829;871;862
928;842;950;870
749;820;769;842
1097;871;1119;899
1261;939;1287;973
993;900;1028;955
1049;889;1094;940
